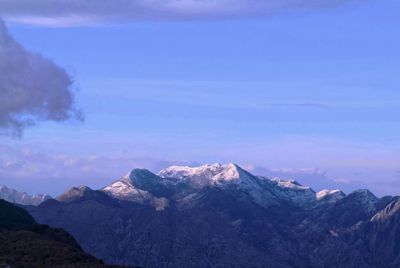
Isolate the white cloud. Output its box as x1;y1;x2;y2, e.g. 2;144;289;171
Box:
0;143;398;197
0;19;81;135
0;0;358;26
0;144;196;195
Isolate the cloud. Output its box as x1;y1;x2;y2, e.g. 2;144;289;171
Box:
0;0;358;26
0;144;196;195
244;165;372;193
0;19;81;135
0;143;398;197
246;165;331;187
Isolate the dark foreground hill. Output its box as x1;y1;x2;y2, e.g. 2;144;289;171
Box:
27;163;400;268
0;199;125;268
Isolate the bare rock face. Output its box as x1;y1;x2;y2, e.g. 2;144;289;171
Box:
57;186;95;203
27;163;400;268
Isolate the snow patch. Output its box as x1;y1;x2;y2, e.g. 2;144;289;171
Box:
316;189;346;203
158;163;243;186
102;170;170;210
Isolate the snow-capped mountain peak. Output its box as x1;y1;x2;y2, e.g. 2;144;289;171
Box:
160;163;283;207
316;189;346;203
103;169;154;199
98;163;348;210
257;176;317;207
0;185;51;205
269;177;312;191
102;168;170;210
158;163;251;187
158;163;352;208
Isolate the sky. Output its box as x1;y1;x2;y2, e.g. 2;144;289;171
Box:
0;0;399;197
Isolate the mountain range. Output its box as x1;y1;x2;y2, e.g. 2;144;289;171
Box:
0;185;51;205
19;163;400;267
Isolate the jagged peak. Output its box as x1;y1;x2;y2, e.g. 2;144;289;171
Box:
102;169;170;210
340;189;380;212
158;163;249;183
353;189;373;194
126;168;156;179
317;189;345;199
100;164;375;210
109;168;174;192
120;168;161;184
349;189;378;200
268;177;313;191
72;185;93;192
316;189;346;204
161;163;282;208
56;185;93;202
103;167;162;196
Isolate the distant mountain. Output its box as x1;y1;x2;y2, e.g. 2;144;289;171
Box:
0;185;51;205
0;199;126;267
27;163;400;268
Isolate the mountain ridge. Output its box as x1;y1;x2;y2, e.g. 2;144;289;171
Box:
0;185;51;205
18;163;400;267
101;163;350;210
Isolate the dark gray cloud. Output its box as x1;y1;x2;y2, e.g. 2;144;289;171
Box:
0;0;359;26
0;19;81;135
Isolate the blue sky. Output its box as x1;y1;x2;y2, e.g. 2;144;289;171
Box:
1;0;400;196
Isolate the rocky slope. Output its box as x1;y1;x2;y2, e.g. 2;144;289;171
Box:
27;163;400;267
0;199;125;268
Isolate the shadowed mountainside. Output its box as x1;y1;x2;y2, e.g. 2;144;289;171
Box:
27;163;400;267
0;199;127;268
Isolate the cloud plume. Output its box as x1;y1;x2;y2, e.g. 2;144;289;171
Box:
0;19;81;135
0;0;358;26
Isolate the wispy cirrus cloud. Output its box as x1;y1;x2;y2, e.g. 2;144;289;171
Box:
0;19;82;135
0;0;360;26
